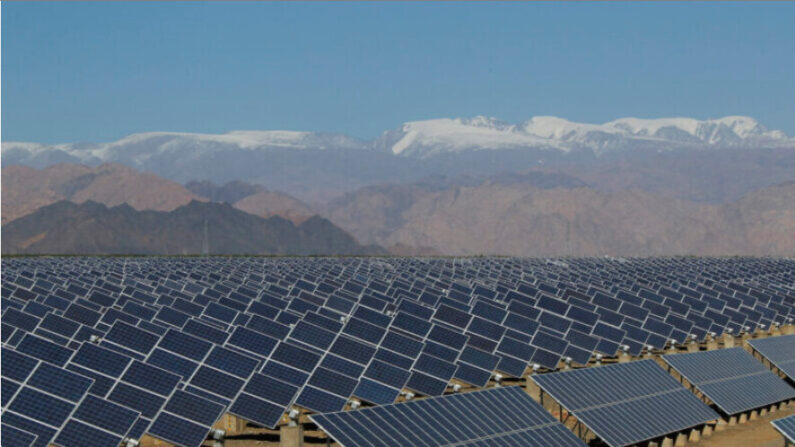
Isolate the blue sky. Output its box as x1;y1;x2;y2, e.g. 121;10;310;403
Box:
3;2;794;144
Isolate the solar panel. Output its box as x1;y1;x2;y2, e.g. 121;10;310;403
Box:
353;378;400;405
1;424;37;447
204;346;259;379
107;383;165;419
121;360;181;397
295;385;348;413
53;420;124;447
532;359;720;447
662;347;795;415
311;386;586;447
7;387;75;428
189;365;245;399
148;412;210;447
242;373;299;406
229;393;286;429
163;390;225;427
748;334;795;380
27;363;93;402
70;343;132;377
771;414;795;444
71;395;140;436
2;348;40;382
308;367;358;398
16;334;73;367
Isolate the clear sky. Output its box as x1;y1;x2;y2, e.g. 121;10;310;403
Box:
3;2;794;144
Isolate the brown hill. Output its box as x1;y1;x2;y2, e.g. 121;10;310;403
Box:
234;191;314;223
1;200;384;256
2;163;201;224
324;181;795;257
184;180;265;204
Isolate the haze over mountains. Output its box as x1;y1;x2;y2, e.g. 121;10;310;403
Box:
2;114;794;256
5;115;794;204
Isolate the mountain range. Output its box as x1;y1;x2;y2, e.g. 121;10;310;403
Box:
4;115;794;204
2;114;793;257
2;200;383;256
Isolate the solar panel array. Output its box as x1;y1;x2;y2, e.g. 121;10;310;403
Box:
1;257;793;447
772;414;795;444
532;359;721;447
663;348;795;415
747;334;795;381
311;386;587;447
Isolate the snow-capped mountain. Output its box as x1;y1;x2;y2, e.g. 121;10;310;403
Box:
1;130;368;166
382;115;792;157
4;115;791;164
3;115;792;201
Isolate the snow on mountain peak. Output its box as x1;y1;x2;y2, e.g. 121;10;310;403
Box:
390;116;561;156
385;115;791;156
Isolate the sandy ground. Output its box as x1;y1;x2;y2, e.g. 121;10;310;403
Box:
697;406;794;447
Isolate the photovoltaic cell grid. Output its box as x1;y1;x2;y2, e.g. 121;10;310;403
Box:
771;414;795;444
310;386;587;447
663;348;795;415
1;256;794;446
532;359;720;447
748;334;795;381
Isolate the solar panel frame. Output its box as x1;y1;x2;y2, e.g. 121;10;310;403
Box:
662;347;795;415
532;359;720;447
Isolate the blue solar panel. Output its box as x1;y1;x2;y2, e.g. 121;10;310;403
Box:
146;348;199;380
391;312;432;337
1;424;37;447
227;326;278;358
2;348;39;382
308;367;358;398
533;359;720;447
242;373;299;406
363;360;411;389
107;382;165;419
189;365;245;399
343;317;386;344
453;363;492;387
269;342;322;373
663;347;795;415
229;393;285;429
205;346;259;378
295;386;348;413
311;386;586;447
290;320;337;350
329;335;376;365
3;378;21;408
71;395;140;436
748;334;795;381
70;343;132;377
772;414;795;444
158;329;212;361
149;412;209;447
413;353;457;381
54;419;123;447
2;411;56;447
164;390;225;427
27;363;93;402
16;334;73;367
321;354;366;378
120;360;181;396
353;378;400;405
8;387;75;428
261;361;309;387
406;371;448;396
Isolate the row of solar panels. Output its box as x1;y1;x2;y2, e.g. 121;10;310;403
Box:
1;257;793;447
314;341;795;447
